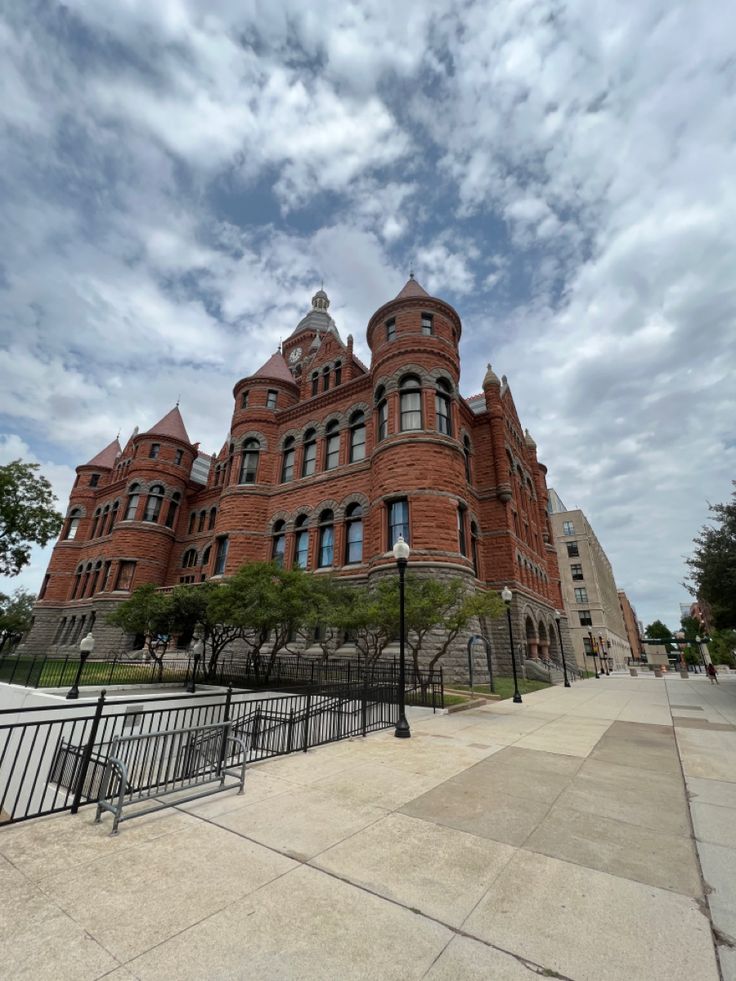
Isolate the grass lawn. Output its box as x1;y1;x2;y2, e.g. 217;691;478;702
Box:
441;693;473;707
452;677;552;700
0;655;188;689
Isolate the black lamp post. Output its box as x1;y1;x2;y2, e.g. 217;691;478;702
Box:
599;635;610;675
67;631;95;699
554;612;571;687
393;535;411;739
501;586;522;703
187;637;204;693
588;630;600;678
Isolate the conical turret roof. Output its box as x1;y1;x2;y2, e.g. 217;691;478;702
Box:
394;275;430;299
83;437;121;469
144;406;191;444
253;351;296;384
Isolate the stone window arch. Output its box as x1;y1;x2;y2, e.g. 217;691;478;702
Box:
281;436;295;483
90;508;102;539
322;364;330;392
165;493;181;529
108;499;120;533
294;514;310;568
334;360;342;386
470;521;479;574
208;507;217;531
463;434;472;481
324;420;340;470
197;510;207;533
311;371;319;397
375;385;388;442
182;548;198;569
64;508;83;541
435;377;453;436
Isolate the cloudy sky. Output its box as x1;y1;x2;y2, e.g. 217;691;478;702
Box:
1;0;734;629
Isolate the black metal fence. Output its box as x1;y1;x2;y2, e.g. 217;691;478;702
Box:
0;650;444;709
0;679;401;828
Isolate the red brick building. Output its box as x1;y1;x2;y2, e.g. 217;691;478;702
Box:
25;279;569;678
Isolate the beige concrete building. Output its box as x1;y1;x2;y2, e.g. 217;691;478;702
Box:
548;497;631;672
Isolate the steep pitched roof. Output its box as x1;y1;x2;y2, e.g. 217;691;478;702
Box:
253;351;296;384
395;276;430;300
83;437;121;469
144;406;191;444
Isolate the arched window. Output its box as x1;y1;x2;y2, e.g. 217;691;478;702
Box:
188;511;196;534
311;372;319;397
90;508;101;539
318;509;334;567
65;509;82;541
435;378;452;436
324;421;340;470
239;438;260;484
272;520;286;567
108;500;119;533
165;493;180;529
201;545;211;571
457;505;467;556
182;548;198;568
124;485;140;521
213;536;229;576
71;565;83;599
281;437;295;482
388;498;409;547
100;505;110;535
334;360;342;386
463;435;472;481
322;366;330;392
208;507;216;530
375;386;388;441
345;504;363;564
294;515;309;568
88;561;102;596
471;521;479;574
349;411;366;462
80;563;92;597
143;485;165;523
302;428;317;477
399;375;422;431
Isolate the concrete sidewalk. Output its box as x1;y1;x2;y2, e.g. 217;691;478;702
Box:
0;674;733;981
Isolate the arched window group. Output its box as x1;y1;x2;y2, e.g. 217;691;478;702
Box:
268;503;366;571
310;361;343;397
182;548;198;568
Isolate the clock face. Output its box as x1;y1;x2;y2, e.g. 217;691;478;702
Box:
288;346;302;363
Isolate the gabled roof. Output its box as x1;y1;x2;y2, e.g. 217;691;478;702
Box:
83;437;121;469
144;406;191;444
395;276;430;300
253;351;296;384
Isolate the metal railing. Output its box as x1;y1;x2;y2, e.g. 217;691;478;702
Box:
0;678;400;828
0;651;444;709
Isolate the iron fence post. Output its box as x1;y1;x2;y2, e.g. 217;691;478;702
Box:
303;694;312;752
220;683;233;771
362;677;368;736
9;652;20;685
286;709;294;754
71;690;107;814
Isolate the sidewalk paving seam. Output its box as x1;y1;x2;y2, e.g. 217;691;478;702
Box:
176;792;575;980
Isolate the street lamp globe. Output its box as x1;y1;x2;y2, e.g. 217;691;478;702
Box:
393;536;410;562
501;586;512;605
79;633;95;656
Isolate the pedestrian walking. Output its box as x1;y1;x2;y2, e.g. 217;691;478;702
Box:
706;662;719;685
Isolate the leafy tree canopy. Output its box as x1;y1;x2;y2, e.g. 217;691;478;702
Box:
645;619;673;653
0;460;63;576
0;587;36;650
686;482;736;629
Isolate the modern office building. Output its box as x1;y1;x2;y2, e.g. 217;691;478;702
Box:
549;502;632;671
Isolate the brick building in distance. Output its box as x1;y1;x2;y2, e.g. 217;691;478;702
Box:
24;279;570;680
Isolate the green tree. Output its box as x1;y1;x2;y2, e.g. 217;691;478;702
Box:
296;575;353;660
0;588;36;651
169;581;243;677
107;584;174;678
686;483;736;628
0;460;63;576
404;577;505;678
708;629;736;668
645;619;673;653
338;579;400;665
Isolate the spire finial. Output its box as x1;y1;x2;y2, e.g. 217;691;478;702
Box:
409;265;415;280
115;429;120;441
175;394;180;408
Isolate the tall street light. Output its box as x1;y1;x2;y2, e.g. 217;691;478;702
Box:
393;535;411;739
501;587;522;704
67;632;95;699
554;611;571;687
598;634;611;675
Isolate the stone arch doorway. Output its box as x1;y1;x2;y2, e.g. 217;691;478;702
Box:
537;621;549;661
525;615;538;659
